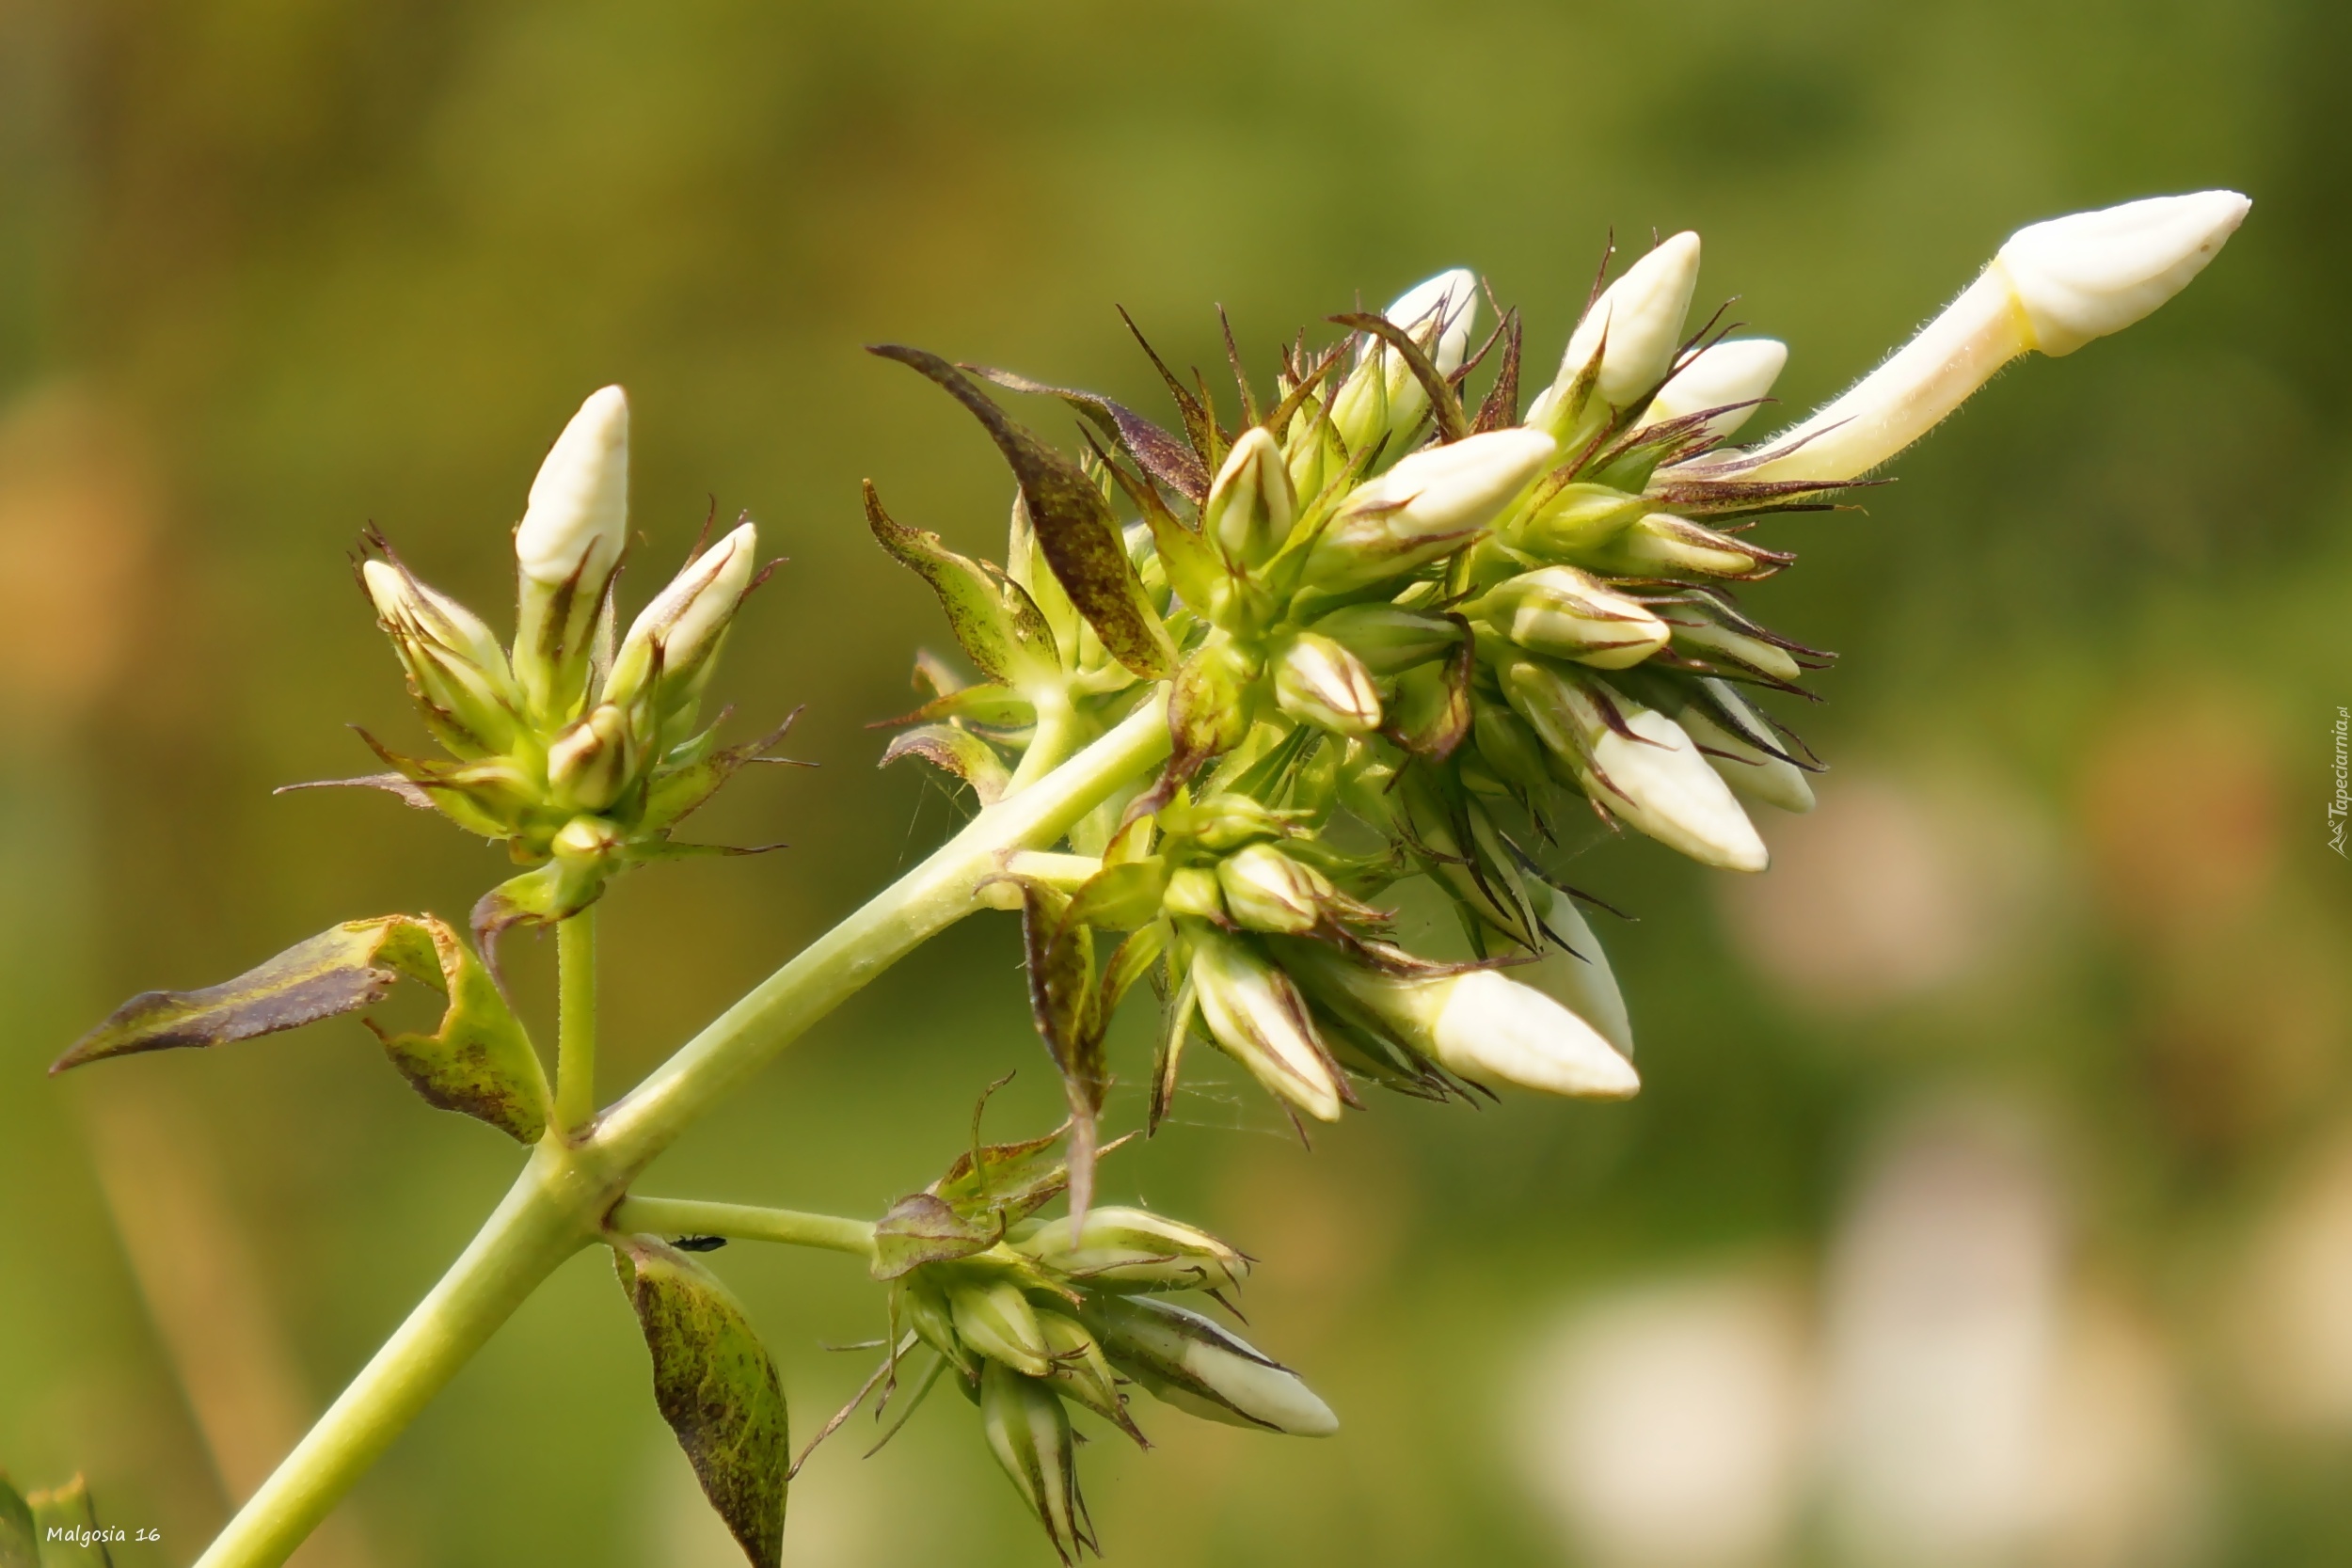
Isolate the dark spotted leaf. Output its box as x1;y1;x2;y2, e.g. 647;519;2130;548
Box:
870;346;1176;681
614;1239;789;1568
869;1192;1001;1280
864;482;1058;687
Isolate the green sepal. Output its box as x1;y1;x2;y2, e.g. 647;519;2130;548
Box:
932;1126;1072;1227
639;712;804;837
871;345;1176;681
875;683;1036;730
470;855;612;959
864;481;1059;688
870;1192;1003;1281
613;1238;789;1568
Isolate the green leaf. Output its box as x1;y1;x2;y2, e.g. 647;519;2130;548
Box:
864;482;1059;687
614;1239;789;1568
870;345;1176;681
364;916;551;1143
879;725;1011;804
869;1192;1001;1280
0;1477;36;1568
53;915;550;1144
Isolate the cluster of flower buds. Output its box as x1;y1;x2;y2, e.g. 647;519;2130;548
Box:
873;192;2246;1152
329;387;789;954
843;1131;1327;1563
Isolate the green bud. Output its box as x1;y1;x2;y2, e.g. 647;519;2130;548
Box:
897;1273;979;1382
1186;926;1343;1121
1482;565;1670;670
1016;1206;1250;1293
1580;512;1788;580
1271;631;1383;736
545;702;633;814
1473;704;1555;800
1202;428;1295;568
1081;1293;1337;1436
1216;843;1333;936
1034;1309;1131;1428
947;1274;1053;1377
1158;792;1289;854
1309;603;1462;677
1328;268;1480;455
1656;595;1805;683
1509;482;1648;558
550;813;623;863
979;1360;1091;1561
1163;866;1228;923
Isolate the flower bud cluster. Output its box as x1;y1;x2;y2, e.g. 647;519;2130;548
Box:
875;196;2243;1137
344;388;784;944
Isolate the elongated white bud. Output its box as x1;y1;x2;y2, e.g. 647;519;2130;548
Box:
1503;661;1768;871
516;386;630;587
1016;1207;1250;1292
1308;428;1556;594
1083;1294;1338;1436
1532;232;1703;428
1203;427;1295;567
1290;945;1637;1099
604;520;758;711
1330;267;1481;454
361;559;523;755
1674;678;1815;814
1485;565;1671;670
1738;193;2247;483
1271;631;1383;735
1187;927;1343;1121
1640;337;1788;439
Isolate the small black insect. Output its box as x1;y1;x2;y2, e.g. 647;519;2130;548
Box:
669;1234;729;1253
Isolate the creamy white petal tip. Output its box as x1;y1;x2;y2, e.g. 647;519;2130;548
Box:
1996;190;2249;356
516;386;630;585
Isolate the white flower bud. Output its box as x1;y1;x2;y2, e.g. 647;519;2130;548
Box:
1203;427;1295;567
1639;337;1788;439
1016;1207;1250;1292
1329;267;1481;454
360;558;523;755
1485;565;1671;670
604;520;758;711
1996;190;2249;356
1673;678;1815;814
1522;882;1633;1057
516;386;630;587
1187;927;1343;1121
1289;945;1637;1099
1736;193;2247;483
1532;231;1703;428
1307;428;1556;594
545;702;633;813
1502;661;1768;872
1084;1293;1338;1436
1271;631;1383;735
1660;602;1804;683
1216;842;1333;936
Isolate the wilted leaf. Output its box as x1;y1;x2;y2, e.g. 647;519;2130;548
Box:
365;917;551;1143
933;1126;1069;1226
881;725;1012;804
869;1192;1001;1280
614;1239;789;1568
470;856;612;968
870;684;1036;730
963;364;1210;503
870;345;1176;681
864;482;1059;686
54;914;550;1143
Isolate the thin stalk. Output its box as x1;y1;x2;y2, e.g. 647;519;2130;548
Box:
611;1196;877;1259
1004;681;1079;793
195;689;1173;1568
555;909;596;1133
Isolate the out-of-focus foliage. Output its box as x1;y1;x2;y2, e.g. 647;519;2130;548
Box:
1;1;2346;1564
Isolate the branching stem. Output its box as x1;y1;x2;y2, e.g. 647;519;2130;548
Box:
193;689;1173;1568
610;1196;878;1259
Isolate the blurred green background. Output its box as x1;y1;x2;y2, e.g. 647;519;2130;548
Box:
3;1;2347;1564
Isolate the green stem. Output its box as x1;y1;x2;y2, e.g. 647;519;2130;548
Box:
1004;681;1079;794
190;1140;609;1568
611;1196;877;1259
194;689;1172;1568
555;908;596;1133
